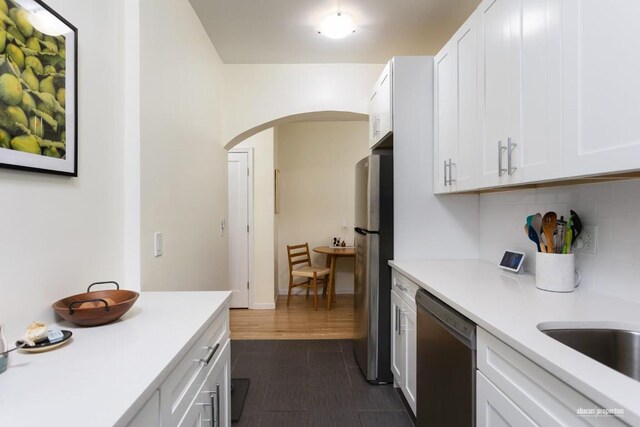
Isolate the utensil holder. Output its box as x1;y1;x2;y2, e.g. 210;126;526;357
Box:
535;253;581;293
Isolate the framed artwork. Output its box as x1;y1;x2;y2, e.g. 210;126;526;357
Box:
0;0;77;176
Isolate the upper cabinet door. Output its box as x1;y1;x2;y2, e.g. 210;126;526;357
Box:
479;0;563;188
478;0;518;188
378;62;393;140
563;0;640;177
434;13;479;194
434;41;456;194
369;61;393;149
453;13;480;191
515;0;563;183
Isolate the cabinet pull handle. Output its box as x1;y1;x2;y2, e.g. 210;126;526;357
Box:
498;140;507;177
507;137;518;176
214;383;220;426
396;283;407;292
395;306;399;332
449;158;456;184
443;160;448;186
198;343;220;366
398;310;404;336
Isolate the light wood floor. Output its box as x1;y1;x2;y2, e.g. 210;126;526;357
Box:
230;294;354;340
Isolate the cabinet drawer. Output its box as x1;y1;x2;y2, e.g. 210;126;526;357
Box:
477;328;626;426
392;270;419;307
161;308;229;426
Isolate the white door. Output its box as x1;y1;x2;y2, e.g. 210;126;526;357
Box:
228;152;249;308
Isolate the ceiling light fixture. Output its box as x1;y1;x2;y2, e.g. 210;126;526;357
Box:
317;12;357;39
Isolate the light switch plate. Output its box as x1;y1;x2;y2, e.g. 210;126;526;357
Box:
154;232;163;257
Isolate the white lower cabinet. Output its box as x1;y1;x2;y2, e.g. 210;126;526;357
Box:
477;371;536;427
476;327;626;427
126;306;230;427
179;341;231;427
390;271;418;415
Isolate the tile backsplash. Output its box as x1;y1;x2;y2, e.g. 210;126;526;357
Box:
479;179;640;303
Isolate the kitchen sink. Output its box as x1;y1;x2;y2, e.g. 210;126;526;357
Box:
540;327;640;382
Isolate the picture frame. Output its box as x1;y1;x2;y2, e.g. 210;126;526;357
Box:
0;0;78;176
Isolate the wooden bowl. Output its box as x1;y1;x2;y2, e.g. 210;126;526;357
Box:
52;281;139;327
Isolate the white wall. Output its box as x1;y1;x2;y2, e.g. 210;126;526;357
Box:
393;57;479;260
0;0;124;335
140;0;228;291
222;64;384;147
235;129;276;308
479;179;640;303
277;121;369;295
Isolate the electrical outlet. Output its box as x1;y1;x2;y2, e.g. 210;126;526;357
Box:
575;225;597;255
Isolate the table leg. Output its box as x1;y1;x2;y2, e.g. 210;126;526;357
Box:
322;255;331;296
327;255;337;310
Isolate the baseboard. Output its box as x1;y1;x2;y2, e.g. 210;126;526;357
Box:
279;288;354;295
250;302;276;309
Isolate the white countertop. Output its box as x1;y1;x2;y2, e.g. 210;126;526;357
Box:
389;259;640;425
0;291;231;427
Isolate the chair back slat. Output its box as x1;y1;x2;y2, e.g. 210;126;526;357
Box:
287;243;312;271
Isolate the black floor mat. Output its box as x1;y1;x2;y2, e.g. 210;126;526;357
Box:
230;378;250;422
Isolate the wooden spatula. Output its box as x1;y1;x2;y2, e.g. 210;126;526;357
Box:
542;212;557;253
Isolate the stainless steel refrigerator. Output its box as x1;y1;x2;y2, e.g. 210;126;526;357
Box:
353;154;393;384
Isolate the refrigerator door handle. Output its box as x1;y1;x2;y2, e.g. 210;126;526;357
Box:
355;227;367;236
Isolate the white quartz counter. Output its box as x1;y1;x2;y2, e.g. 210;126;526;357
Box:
389;259;640;425
0;291;231;427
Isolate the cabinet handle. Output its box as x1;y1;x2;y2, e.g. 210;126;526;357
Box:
197;343;220;366
396;283;407;292
443;160;448;186
214;383;220;427
507;137;518;176
398;311;404;336
448;158;456;184
498;140;507;177
395;306;399;332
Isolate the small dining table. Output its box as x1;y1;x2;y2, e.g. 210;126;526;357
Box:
312;245;356;309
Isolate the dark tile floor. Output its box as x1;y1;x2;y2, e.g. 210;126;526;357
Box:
231;339;415;427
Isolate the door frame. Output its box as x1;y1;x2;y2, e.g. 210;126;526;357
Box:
228;148;254;309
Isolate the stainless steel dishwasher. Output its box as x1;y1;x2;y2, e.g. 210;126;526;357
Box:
416;289;476;427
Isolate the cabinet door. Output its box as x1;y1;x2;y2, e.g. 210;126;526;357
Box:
377;62;393;141
390;290;405;384
513;0;563;183
563;0;640;177
434;40;456;194
453;13;480;192
402;307;417;415
477;371;537;427
479;0;517;188
369;89;379;149
203;342;231;427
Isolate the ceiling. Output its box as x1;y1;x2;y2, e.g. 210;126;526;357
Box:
189;0;481;64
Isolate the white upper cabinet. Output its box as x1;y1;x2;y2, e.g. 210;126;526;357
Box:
434;13;480;193
562;0;640;177
478;0;563;188
369;61;393;149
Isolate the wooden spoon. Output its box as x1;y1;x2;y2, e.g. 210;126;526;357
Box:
542;212;557;253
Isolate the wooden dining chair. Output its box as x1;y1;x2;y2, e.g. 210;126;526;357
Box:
286;243;331;310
